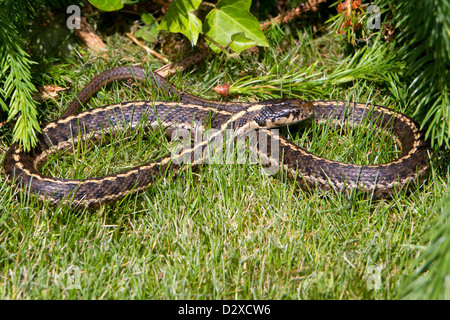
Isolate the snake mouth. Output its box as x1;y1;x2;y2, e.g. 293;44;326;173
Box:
267;108;312;127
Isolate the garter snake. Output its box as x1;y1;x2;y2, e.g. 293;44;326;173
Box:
3;66;430;207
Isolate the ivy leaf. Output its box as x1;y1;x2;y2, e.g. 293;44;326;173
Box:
88;0;124;12
136;13;159;43
158;0;203;45
203;0;268;53
229;32;257;53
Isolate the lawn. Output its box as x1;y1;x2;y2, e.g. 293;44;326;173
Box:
0;23;447;299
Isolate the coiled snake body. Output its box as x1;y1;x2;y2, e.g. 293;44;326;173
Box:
3;66;430;207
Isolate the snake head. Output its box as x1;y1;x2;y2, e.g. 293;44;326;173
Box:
253;99;315;128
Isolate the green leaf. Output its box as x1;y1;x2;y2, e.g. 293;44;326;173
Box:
136;25;158;43
158;0;203;45
141;12;156;25
88;0;124;12
136;13;159;43
203;0;268;54
229;32;257;53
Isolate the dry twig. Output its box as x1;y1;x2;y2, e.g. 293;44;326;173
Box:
73;17;106;52
260;0;327;30
126;33;170;63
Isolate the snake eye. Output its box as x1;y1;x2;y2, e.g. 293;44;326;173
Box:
277;109;294;118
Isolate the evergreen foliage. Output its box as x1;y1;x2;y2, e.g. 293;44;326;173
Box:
394;0;450;149
389;0;450;298
401;192;450;299
0;0;82;150
0;1;40;151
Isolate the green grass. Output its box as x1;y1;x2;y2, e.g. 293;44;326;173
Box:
0;27;448;299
